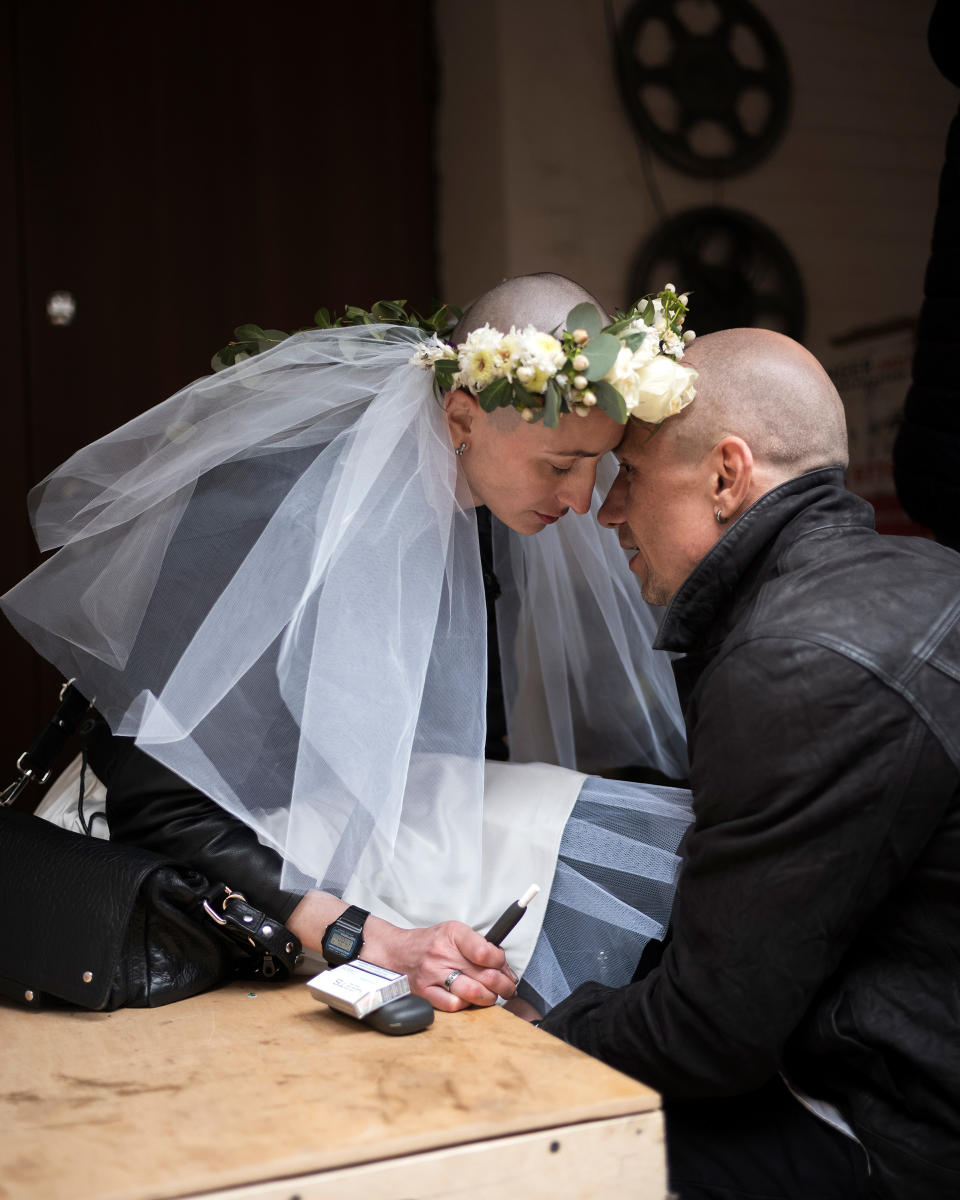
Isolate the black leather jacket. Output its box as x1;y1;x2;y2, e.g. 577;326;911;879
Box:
541;469;960;1199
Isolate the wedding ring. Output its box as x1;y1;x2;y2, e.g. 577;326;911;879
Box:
443;970;462;992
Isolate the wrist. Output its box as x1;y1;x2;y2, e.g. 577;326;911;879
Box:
359;914;406;970
320;903;371;966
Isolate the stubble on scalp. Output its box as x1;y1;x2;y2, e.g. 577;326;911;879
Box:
452;273;608;342
671;328;849;477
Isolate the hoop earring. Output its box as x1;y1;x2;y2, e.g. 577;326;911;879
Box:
455;443;467;457
715;509;728;524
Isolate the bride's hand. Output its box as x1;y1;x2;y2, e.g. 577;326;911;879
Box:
362;915;517;1012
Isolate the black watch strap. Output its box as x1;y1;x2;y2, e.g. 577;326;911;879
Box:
321;904;370;966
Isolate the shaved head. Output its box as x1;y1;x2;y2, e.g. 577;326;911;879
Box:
669;328;848;478
452;272;607;342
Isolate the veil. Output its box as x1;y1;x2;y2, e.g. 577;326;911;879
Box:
1;325;686;907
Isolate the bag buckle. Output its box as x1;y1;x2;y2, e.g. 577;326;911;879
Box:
202;887;247;927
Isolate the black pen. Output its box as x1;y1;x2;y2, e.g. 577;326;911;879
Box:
484;883;540;946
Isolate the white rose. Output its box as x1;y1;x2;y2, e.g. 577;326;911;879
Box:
606;352;698;422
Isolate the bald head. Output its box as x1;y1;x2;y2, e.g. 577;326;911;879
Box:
452;273;607;342
669;328;848;479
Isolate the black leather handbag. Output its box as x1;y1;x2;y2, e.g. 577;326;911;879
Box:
0;685;302;1011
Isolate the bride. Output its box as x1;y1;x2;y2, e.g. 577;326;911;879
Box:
1;273;696;1013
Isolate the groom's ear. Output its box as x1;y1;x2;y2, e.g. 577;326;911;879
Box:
711;435;754;517
443;388;478;445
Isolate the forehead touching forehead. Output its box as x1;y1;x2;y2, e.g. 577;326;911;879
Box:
453;272;608;340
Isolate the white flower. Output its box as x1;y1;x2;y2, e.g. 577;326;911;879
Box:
410;334;456;370
605;350;698;422
456;324;508;392
661;329;684;358
513;325;565;393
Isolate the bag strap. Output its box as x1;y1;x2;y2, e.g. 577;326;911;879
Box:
1;680;92;807
200;884;302;979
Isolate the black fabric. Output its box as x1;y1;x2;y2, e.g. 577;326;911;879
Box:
476;506;509;760
541;470;960;1199
893;7;960;549
86;721;305;924
665;1077;870;1200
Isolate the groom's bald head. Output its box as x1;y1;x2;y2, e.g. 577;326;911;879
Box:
452;273;607;342
669;328;848;477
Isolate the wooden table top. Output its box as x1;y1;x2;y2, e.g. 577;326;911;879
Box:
0;979;659;1200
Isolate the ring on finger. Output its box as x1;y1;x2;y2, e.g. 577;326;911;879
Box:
443;970;462;992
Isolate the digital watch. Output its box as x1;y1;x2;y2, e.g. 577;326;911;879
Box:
320;904;370;966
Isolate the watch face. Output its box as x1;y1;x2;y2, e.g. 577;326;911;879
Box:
326;929;357;956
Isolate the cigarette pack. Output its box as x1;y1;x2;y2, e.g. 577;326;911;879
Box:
306;961;410;1018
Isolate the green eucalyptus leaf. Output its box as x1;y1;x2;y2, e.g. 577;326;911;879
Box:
566;302;603;339
583;332;621;380
543;379;561;427
591;379;627;423
477;376;514;412
234;322;266;341
314;307;333;328
622;330;650;352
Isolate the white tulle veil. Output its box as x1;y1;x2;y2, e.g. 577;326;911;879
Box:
1;325;686;902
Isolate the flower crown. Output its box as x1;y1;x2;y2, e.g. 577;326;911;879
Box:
413;286;697;427
211;288;696;428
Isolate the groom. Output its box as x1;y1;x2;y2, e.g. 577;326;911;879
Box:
540;327;960;1199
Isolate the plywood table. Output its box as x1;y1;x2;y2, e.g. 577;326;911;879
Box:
0;979;665;1199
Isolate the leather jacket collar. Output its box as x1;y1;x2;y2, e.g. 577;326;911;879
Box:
654;468;875;655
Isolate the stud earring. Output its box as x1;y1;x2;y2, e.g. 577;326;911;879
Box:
715;509;728;524
455;443;467;457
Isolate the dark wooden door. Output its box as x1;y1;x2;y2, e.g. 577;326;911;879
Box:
1;1;437;791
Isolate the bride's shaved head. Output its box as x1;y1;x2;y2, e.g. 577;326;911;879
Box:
672;328;848;476
452;273;607;341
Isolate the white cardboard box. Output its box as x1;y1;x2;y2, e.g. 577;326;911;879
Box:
306;961;410;1017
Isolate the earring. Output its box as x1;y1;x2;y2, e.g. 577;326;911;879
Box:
455;442;467;457
715;509;728;524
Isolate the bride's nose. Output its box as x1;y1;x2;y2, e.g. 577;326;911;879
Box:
557;472;595;515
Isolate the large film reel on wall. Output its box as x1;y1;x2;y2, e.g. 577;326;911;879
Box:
630;206;806;339
615;0;791;177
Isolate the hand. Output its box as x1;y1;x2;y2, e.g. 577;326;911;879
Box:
363;916;517;1012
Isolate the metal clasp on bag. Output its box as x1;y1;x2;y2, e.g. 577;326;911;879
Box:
201;887;247;926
